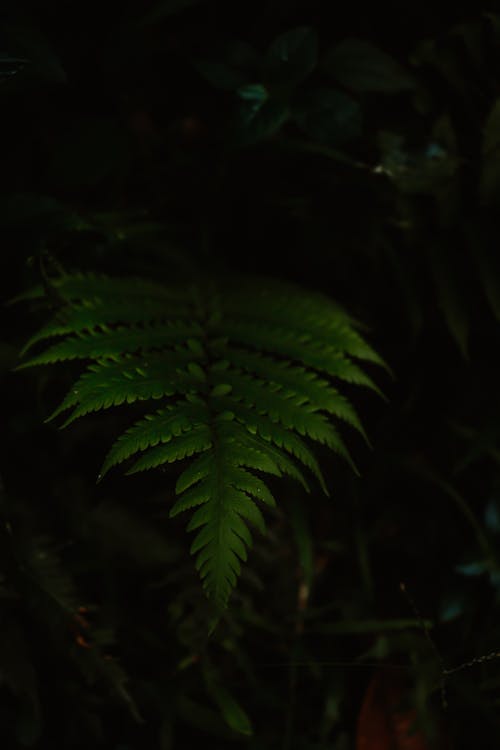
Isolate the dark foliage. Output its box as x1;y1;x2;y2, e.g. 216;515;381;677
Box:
3;1;500;748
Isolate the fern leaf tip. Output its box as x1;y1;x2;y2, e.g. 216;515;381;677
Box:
11;361;29;372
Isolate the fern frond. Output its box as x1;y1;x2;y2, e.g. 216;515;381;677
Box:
13;272;184;304
17;322;202;367
99;400;210;478
211;320;384;391
209;367;357;455
20;299;192;355
127;425;212;474
47;351;201;426
17;271;385;608
221;348;368;438
214;397;329;493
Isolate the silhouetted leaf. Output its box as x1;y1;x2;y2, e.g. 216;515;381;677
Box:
325;38;416;93
481;99;500;203
294;88;362;145
265;27;318;89
193;60;247;90
3;25;66;84
235;97;290;144
141;0;204;24
177;696;242;740
204;666;253;736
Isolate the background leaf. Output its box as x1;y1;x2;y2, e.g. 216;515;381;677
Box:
324;38;417;93
265;26;318;88
294;88;362;145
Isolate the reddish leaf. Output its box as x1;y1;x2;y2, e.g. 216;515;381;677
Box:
356;669;432;750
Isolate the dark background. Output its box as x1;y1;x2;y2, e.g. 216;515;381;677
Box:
3;1;500;748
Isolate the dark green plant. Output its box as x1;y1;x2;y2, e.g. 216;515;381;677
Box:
16;271;383;608
6;3;500;748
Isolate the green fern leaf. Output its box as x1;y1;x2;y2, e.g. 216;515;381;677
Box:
216;397;329;492
20;299;191;356
99;401;210;478
222;347;368;439
17;322;202;367
17;271;384;608
47;352;201;426
127;425;212;473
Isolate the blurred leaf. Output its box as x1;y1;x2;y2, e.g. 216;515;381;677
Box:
485;499;500;534
481;99;500;203
455;561;489;577
193;60;248;90
3;25;66;84
140;0;205;24
411;38;467;97
235;97;290;144
0;53;27;79
209;683;253;736
265;27;318;89
356;670;432;750
99;657;143;723
324;38;416;93
177;695;245;740
438;595;465;623
377;130;458;196
237;83;269;113
319;674;344;742
76;650;142;723
294;88;362;145
203;662;253;736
